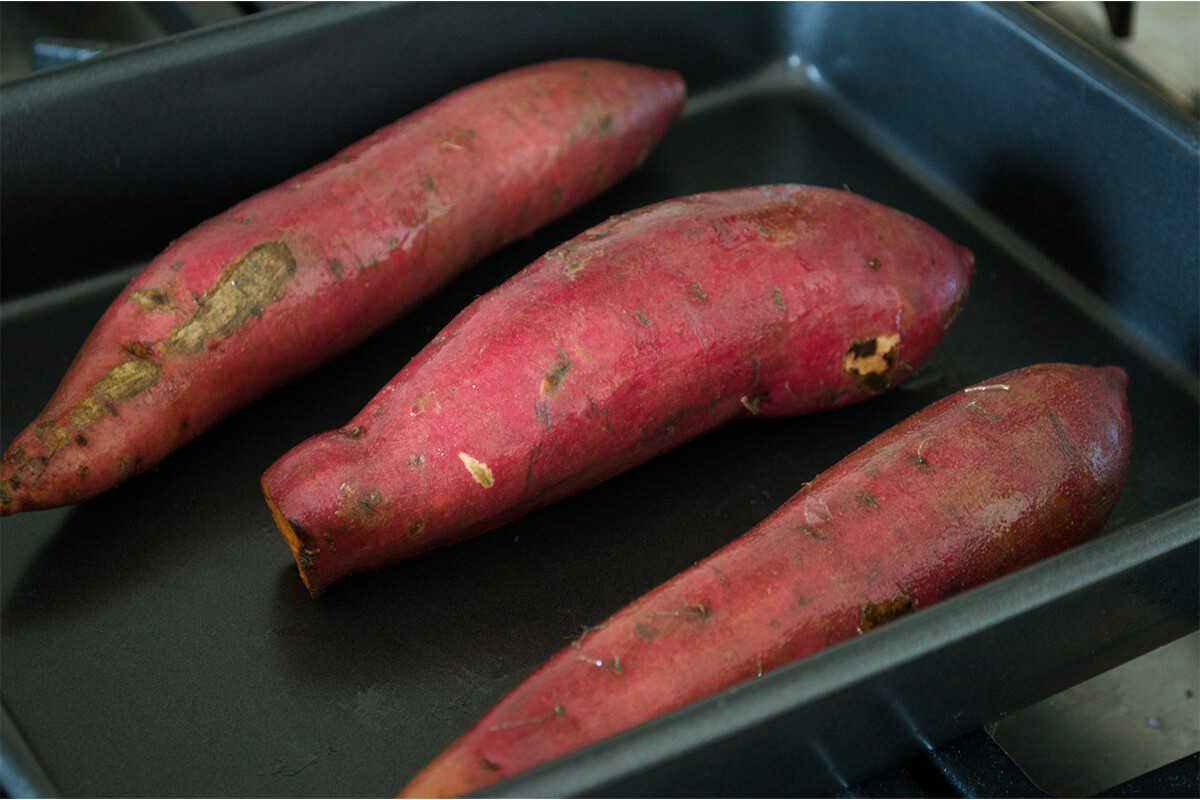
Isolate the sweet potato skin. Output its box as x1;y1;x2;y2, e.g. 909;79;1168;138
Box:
398;363;1132;798
262;185;975;595
0;59;685;516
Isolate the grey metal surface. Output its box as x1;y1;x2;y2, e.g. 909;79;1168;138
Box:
990;630;1199;797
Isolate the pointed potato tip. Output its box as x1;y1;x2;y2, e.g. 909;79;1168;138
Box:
1;460;28;517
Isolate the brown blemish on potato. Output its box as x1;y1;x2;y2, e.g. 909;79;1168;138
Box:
69;357;162;428
341;426;364;438
78;465;89;478
795;525;827;541
843;333;900;394
459;453;494;488
867;257;882;270
635;308;650;327
772;286;786;310
406;522;425;539
652;409;685;439
691;280;708;301
43;427;71;455
855;489;880;509
128;341;155;359
355;488;387;515
634;622;660;641
534;400;553;430
859;594;915;632
298;546;321;570
129;288;176;311
541;347;573;393
562;248;604;277
116;457;136;480
738;200;814;246
165;241;297;355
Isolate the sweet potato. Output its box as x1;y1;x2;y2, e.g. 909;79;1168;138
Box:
261;185;974;596
398;363;1132;798
0;58;685;516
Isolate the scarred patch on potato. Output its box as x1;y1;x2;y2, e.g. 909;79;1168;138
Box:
459;453;495;488
166;241;298;355
2;59;688;518
858;594;915;632
843;333;900;393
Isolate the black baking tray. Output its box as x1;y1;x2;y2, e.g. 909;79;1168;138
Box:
1;2;1197;797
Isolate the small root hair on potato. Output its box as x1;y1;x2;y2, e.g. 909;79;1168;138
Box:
912;436;935;467
966;400;1005;420
489;704;567;731
647;603;710;619
568;624;606;648
575;654;624;674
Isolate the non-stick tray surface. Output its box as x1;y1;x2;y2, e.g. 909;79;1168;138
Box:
2;3;1197;797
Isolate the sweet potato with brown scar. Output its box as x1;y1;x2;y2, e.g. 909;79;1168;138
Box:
398;363;1132;798
0;58;685;516
261;185;975;596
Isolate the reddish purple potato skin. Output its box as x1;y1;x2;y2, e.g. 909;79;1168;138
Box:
400;363;1131;798
1;59;686;516
262;184;975;596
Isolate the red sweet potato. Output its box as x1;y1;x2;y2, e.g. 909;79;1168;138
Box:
261;185;974;596
0;58;684;516
398;363;1132;797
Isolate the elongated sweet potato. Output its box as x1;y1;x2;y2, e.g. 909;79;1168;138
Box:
262;185;974;595
398;363;1132;797
0;58;684;516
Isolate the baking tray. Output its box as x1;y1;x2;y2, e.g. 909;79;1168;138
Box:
1;2;1197;797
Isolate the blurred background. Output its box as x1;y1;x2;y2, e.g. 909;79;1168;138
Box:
1;1;1196;122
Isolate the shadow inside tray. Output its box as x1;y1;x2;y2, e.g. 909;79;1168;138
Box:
0;470;187;629
0;407;294;630
975;159;1111;301
974;157;1198;373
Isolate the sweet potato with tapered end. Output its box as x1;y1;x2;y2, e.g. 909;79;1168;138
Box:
398;363;1132;798
262;185;975;596
0;59;685;517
